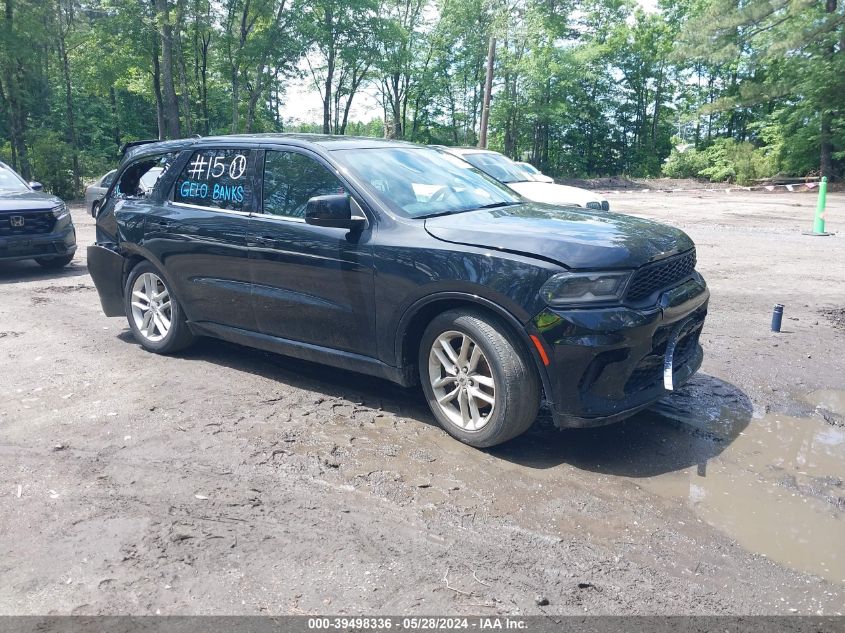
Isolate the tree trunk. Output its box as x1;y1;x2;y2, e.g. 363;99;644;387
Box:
478;36;495;149
323;49;335;134
321;3;335;135
246;76;263;132
109;86;121;152
152;37;165;139
56;10;80;195
175;0;192;136
651;60;664;149
155;0;180;138
820;0;838;178
200;31;210;134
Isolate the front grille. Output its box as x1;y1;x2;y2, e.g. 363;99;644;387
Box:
626;249;696;302
586;201;602;210
0;211;56;236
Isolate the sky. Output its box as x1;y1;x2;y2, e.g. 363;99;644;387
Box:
279;0;660;126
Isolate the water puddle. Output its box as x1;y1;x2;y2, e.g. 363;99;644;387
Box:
640;408;845;583
802;389;845;418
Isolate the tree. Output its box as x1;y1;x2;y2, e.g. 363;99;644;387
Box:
304;0;382;135
680;0;845;178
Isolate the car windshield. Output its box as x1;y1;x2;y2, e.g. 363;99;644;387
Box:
333;147;521;219
520;163;539;175
0;166;31;193
459;152;531;184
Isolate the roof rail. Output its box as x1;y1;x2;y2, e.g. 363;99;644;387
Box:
120;139;160;156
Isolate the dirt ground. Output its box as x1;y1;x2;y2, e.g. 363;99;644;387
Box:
1;190;844;616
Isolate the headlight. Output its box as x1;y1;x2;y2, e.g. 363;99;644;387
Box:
539;271;632;306
51;203;69;219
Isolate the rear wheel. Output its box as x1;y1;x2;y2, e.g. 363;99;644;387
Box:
35;254;73;269
124;261;194;354
419;309;540;448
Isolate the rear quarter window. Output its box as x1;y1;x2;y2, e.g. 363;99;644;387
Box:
173;149;252;212
116;153;178;199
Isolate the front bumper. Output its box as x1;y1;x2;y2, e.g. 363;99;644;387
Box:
87;244;127;316
532;277;709;428
0;220;76;262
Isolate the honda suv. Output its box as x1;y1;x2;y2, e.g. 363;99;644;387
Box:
0;162;76;268
88;135;708;448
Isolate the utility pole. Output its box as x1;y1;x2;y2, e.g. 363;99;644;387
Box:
478;36;496;149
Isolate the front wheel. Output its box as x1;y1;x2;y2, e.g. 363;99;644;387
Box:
124;261;194;354
419;309;540;448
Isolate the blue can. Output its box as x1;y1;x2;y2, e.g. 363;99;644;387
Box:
771;304;784;332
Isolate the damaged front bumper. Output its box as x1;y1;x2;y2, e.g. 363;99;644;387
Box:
531;277;710;429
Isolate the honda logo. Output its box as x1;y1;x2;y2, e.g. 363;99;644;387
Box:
10;215;25;227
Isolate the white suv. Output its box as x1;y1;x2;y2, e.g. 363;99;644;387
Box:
437;147;609;211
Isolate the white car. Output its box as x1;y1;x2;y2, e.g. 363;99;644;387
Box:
514;161;554;183
437;147;609;211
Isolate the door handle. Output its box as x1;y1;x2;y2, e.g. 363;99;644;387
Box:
153;219;171;228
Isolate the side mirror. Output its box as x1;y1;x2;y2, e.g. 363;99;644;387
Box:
305;194;367;230
29;181;43;191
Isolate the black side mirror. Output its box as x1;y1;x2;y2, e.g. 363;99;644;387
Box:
305;194;367;230
29;181;43;191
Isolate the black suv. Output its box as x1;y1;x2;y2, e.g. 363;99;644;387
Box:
0;162;76;268
88;135;708;448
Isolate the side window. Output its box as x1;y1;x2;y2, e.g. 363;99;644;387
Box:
263;151;347;219
101;171;115;187
116;153;178;199
173;148;251;212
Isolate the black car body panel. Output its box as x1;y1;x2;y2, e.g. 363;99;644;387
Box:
0;175;76;263
87;244;126;316
534;278;709;427
88;134;709;429
423;204;694;269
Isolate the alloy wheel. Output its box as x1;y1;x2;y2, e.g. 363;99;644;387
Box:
428;330;496;431
130;272;172;343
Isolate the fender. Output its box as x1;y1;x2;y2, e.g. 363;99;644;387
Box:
117;242;197;323
393;291;555;404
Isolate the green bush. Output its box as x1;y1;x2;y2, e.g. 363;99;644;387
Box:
27;130;76;199
663;138;775;185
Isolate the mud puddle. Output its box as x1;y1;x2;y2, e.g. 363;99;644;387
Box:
802;389;845;419
642;400;845;584
256;373;845;586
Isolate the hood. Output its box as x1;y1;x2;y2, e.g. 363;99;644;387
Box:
424;202;694;269
0;190;63;212
508;181;603;207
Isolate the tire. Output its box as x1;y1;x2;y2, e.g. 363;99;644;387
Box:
36;254;74;269
419;309;540;448
124;260;194;354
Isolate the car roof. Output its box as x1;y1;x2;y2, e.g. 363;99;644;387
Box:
122;133;418;164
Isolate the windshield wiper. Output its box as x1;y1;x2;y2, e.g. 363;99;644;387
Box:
417;201;518;219
476;201;519;210
416;209;466;219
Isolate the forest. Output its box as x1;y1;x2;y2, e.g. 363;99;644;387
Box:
0;0;843;199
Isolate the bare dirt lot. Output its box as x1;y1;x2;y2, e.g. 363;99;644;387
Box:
1;191;844;615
